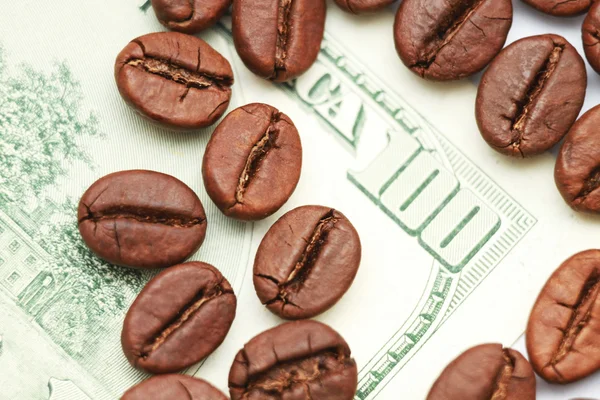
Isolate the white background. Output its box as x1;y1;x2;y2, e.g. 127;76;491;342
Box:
482;1;599;398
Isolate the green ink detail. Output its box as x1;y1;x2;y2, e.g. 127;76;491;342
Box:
345;103;365;148
378;147;422;198
307;74;340;100
440;206;479;249
0;57;102;206
139;1;152;12
400;170;440;212
419;216;501;274
355;268;453;400
282;81;364;151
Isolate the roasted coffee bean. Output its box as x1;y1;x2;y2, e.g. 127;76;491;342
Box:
78;170;206;269
151;0;230;34
333;0;395;14
427;343;536;400
476;34;586;157
122;262;236;374
393;0;512;81
228;320;357;400
522;0;592;16
121;374;227;400
555;105;600;213
526;249;600;383
115;32;233;130
583;1;600;75
202;103;302;221
232;0;326;82
253;205;361;319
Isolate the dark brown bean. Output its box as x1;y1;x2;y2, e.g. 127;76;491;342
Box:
202;103;302;221
151;0;230;34
228;320;357;400
583;1;600;75
427;343;536;400
522;0;592;16
253;205;361;320
232;0;326;82
393;0;512;81
526;249;600;383
122;262;236;374
476;34;586;157
555;105;600;213
114;32;233;130
121;375;227;400
78;170;206;269
333;0;395;14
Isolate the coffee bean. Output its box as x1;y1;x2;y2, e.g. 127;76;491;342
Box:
427;343;536;400
253;205;361;320
583;1;600;75
114;32;233;130
555;106;600;213
151;0;230;34
393;0;512;81
78;170;207;269
122;262;236;374
202;103;302;221
526;249;600;383
231;0;326;82
522;0;592;16
121;374;227;400
228;320;357;400
476;34;586;157
333;0;395;14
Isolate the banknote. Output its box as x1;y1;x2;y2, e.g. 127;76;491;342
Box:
1;1;599;399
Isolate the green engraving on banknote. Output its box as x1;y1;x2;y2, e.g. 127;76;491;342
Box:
1;20;254;394
140;2;152;12
213;20;535;399
0;44;147;359
0;44;150;398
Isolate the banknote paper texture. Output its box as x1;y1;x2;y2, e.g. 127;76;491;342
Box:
1;1;598;399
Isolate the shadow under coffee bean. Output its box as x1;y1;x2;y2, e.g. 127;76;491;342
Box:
228;320;358;400
253;205;361;320
78;170;207;269
121;262;236;374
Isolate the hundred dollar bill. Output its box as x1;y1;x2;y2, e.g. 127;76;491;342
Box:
216;8;600;399
1;1;599;399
